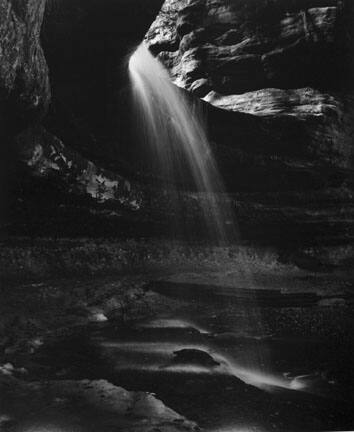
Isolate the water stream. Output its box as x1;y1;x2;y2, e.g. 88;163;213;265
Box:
29;288;350;432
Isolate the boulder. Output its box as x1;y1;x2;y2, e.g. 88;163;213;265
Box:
173;348;220;367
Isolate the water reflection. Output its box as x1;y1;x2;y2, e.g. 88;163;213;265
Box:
97;324;307;393
137;318;210;334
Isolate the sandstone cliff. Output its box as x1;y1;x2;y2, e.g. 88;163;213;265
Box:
146;0;354;176
143;0;354;244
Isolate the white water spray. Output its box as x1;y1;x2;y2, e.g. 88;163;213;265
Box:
129;43;235;244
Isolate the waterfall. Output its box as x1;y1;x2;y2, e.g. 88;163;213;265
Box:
129;43;236;244
128;43;277;391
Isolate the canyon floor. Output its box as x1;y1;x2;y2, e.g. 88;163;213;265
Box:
0;238;354;431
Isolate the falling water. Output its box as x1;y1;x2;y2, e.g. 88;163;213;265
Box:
129;43;236;244
128;43;282;399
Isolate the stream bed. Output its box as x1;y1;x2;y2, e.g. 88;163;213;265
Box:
27;274;354;432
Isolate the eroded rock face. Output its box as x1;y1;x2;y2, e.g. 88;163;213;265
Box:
0;0;51;229
141;0;354;243
147;0;345;94
0;0;50;130
145;0;354;173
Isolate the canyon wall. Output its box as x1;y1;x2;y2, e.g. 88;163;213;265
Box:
146;0;354;179
1;0;354;244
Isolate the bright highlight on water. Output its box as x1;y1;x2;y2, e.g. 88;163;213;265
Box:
129;43;236;244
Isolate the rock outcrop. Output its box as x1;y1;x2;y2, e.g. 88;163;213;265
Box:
0;0;51;229
147;1;345;93
145;0;354;175
16;126;142;209
0;0;149;236
143;0;354;244
146;0;354;168
0;0;50;130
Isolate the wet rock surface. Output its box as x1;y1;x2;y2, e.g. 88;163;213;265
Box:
0;376;199;432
